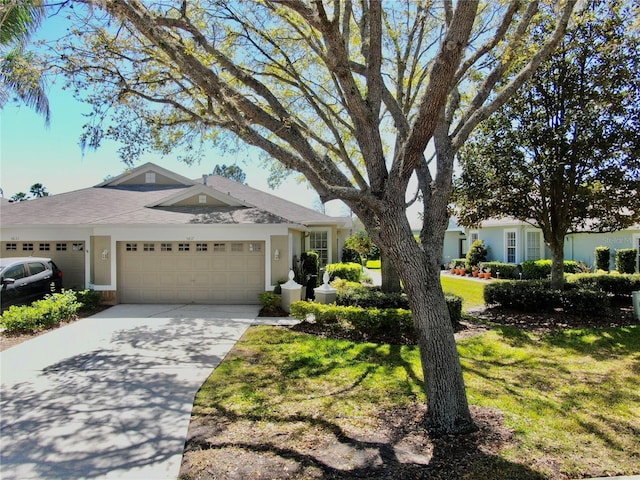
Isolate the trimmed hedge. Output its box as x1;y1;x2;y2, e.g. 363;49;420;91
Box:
484;280;610;315
325;262;363;282
566;273;640;299
290;293;462;341
595;246;610;271
520;259;581;279
480;262;519;279
0;290;81;333
615;249;637;274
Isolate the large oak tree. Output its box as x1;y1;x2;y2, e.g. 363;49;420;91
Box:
454;0;640;289
54;0;576;435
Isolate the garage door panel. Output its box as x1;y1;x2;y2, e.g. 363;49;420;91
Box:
118;241;264;304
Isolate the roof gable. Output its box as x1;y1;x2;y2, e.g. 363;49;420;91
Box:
145;185;252;208
96;162;196;187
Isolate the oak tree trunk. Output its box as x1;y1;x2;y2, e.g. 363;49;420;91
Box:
549;239;566;290
372;203;477;436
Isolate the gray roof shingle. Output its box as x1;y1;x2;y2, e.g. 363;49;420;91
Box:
0;163;350;228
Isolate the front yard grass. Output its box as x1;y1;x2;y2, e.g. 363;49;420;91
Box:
181;324;640;479
441;273;486;311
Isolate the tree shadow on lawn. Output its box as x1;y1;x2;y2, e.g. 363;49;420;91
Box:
181;399;545;479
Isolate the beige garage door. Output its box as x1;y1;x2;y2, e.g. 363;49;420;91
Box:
117;241;265;304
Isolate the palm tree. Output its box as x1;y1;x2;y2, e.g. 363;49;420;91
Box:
0;0;50;125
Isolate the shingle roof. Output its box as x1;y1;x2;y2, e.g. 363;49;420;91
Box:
202;174;350;226
0;163;349;228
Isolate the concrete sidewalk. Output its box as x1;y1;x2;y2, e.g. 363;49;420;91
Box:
0;304;294;480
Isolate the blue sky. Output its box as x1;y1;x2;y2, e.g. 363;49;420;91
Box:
0;9;423;228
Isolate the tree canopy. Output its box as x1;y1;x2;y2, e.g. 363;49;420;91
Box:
454;0;640;288
212;164;247;184
0;0;50;124
50;0;577;435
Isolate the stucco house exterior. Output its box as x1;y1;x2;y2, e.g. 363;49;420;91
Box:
0;162;352;304
444;216;640;271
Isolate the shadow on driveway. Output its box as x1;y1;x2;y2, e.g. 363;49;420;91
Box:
1;305;260;479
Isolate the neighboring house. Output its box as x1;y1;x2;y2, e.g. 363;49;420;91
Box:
0;162;352;305
445;217;640;271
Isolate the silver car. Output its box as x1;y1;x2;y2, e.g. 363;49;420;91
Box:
0;257;63;310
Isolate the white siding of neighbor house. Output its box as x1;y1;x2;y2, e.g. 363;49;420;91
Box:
451;220;639;270
564;230;639;270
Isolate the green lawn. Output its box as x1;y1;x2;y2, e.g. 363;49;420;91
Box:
186;324;640;479
441;273;486;311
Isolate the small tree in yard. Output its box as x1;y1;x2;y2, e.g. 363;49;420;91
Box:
454;0;640;290
465;240;488;270
52;0;577;435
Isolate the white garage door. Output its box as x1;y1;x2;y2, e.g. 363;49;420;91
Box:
117;241;265;304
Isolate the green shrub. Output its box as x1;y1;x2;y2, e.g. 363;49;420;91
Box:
615;248;637;274
341;247;362;264
567;273;640;299
465;240;488;269
325;262;363;282
337;286;408;309
595;246;610;272
259;292;282;316
450;258;466;269
0;290;80;333
75;289;102;311
296;293;462;333
445;294;463;326
520;259;581;279
480;262;519;279
484;280;610;315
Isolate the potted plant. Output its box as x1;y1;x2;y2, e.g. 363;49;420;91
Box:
472;266;479;277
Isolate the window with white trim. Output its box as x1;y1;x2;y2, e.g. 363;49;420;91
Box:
309;231;329;266
526;231;542;261
469;231;479;244
145;172;156;183
505;230;517;263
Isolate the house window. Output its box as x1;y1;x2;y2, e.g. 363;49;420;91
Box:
39;243;50;251
143;243;155;252
505;231;517;263
145;172;156;183
178;243;190;251
6;243;17;251
196;243;208;252
56;243;67;251
22;243;34;251
231;243;244;252
526;231;542;261
161;243;172;252
214;243;226;252
469;231;479;244
309;231;329;266
126;243;138;252
198;195;207;204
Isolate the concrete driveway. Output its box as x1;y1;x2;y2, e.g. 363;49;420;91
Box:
0;304;293;479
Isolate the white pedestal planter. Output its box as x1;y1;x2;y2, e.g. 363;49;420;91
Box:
314;271;337;304
280;270;303;313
